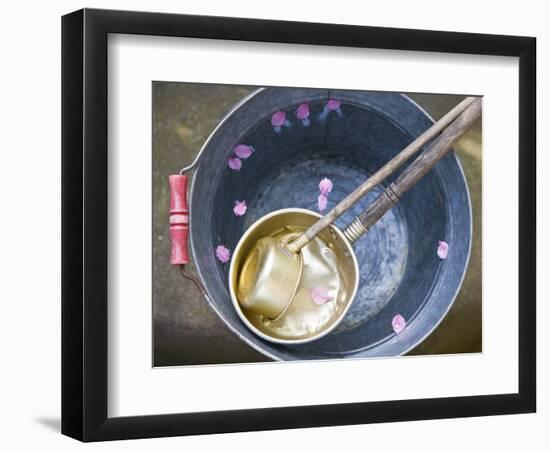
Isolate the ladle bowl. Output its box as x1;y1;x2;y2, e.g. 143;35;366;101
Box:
229;208;359;344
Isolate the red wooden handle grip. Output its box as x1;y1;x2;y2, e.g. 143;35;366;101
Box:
169;175;189;264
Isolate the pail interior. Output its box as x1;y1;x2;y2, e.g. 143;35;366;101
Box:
190;89;471;360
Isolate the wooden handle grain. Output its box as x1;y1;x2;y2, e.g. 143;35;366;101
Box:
169;175;189;264
286;96;479;254
343;97;482;243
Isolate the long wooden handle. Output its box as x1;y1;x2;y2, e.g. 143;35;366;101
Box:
286;96;479;254
342;97;482;243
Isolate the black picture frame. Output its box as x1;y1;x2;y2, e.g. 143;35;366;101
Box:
62;8;536;442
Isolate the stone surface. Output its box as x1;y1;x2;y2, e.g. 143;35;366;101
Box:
153;84;482;366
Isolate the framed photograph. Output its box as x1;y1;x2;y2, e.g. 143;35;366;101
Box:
62;8;536;441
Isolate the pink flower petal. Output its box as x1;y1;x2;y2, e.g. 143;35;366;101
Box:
234;144;254;159
392;314;406;334
437;240;449;259
296;103;310;120
317;193;328;212
228;157;242;171
310;287;332;305
326;99;341;111
233;200;247;216
319;177;333;195
215;245;230;263
271;111;286;127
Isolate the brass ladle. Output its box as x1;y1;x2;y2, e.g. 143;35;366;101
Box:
235;97;481;321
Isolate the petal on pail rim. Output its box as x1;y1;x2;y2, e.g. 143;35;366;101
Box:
310;287;332;305
437;240;449;259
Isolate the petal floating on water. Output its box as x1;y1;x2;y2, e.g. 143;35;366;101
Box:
215;245;230;263
326;99;341;111
317;193;328;212
296;103;310;120
234;144;254;159
228;157;242;171
233;200;247;216
392;314;406;334
437;240;449;259
271;111;286;127
319;177;333;195
310;287;332;305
